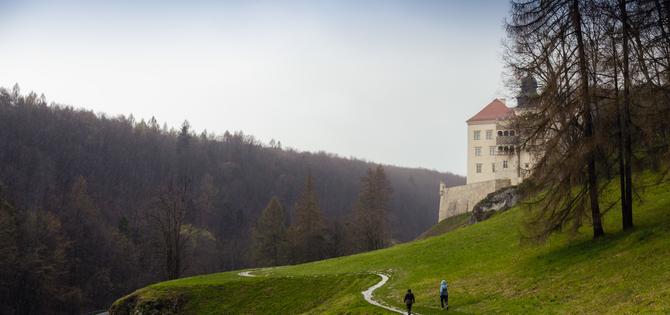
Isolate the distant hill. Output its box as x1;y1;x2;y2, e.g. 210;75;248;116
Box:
112;171;670;314
0;87;464;313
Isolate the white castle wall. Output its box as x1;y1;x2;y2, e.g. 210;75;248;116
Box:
438;179;511;222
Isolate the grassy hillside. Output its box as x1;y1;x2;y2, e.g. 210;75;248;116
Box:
112;173;670;314
415;212;472;240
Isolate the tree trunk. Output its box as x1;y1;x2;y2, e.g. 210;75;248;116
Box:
620;0;634;230
571;0;604;238
612;34;629;227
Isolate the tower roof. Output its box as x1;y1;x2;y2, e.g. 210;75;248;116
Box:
466;99;513;123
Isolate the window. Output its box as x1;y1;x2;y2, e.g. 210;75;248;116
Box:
489;146;496;156
498;130;503;136
510;130;515;136
503;160;508;169
503;130;509;136
474;130;481;140
486;130;493;140
492;163;496;173
476;163;482;173
475;147;482;156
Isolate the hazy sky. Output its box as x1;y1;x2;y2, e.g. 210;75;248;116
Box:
0;0;512;176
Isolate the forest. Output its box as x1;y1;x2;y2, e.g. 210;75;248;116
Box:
0;86;463;314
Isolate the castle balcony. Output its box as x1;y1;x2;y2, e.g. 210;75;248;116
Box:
496;145;517;155
496;135;519;146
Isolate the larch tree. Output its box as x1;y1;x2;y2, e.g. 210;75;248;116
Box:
353;165;393;251
506;0;606;239
251;197;288;267
289;172;326;263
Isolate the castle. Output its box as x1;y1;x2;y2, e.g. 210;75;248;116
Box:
438;77;538;222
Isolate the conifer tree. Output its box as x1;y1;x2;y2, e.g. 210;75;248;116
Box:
251;197;288;267
506;0;606;239
289;172;325;262
353;165;393;251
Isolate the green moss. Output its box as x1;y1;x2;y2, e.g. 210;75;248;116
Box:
113;172;670;314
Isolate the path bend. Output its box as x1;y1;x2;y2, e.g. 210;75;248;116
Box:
238;270;413;314
362;273;415;314
237;270;257;277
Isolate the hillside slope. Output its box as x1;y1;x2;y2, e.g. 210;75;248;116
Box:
0;89;464;312
112;173;670;314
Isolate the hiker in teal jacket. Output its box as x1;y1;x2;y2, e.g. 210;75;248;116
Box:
439;280;449;310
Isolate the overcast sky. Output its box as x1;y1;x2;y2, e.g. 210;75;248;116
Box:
0;0;512;176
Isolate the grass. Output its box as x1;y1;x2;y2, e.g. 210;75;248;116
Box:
415;212;472;240
111;273;381;314
111;172;670;314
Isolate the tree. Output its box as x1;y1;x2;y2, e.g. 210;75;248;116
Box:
289;172;326;263
148;180;193;280
0;196;79;314
59;176;116;310
251;197;288;267
507;0;670;238
0;197;19;315
570;0;605;238
618;0;634;230
353;165;393;251
506;0;605;239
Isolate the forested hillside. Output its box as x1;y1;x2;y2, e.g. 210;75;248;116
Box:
0;86;463;313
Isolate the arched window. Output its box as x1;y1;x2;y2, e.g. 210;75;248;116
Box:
510;147;515;154
503;131;509;136
498;146;503;153
497;131;503;136
510;130;515;136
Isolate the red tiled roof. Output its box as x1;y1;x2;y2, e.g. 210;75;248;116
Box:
466;99;513;123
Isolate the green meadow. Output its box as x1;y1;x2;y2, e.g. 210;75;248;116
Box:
112;173;670;314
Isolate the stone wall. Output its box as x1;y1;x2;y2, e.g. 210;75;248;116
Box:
438;179;511;222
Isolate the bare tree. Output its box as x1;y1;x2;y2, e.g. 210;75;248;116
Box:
148;180;193;280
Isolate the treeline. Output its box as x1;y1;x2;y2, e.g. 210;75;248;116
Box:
0;86;463;314
251;166;394;266
506;0;670;239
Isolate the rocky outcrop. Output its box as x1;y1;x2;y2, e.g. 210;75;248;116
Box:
469;186;519;224
109;293;184;315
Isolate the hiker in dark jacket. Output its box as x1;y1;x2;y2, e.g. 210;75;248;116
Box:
439;280;449;310
403;289;415;315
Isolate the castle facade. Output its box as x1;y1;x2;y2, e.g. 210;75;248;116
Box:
438;78;538;222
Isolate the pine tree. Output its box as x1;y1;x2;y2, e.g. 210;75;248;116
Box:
251;197;288;267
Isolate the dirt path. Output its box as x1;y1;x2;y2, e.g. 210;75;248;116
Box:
362;273;414;314
237;270;257;277
238;270;413;314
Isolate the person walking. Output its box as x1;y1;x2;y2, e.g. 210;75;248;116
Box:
403;289;415;315
439;280;449;310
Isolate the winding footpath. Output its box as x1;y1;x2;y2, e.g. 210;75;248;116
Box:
362;273;412;314
238;270;414;314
